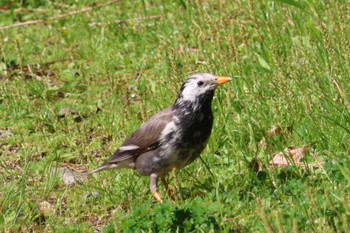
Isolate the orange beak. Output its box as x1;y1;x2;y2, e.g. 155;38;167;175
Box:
216;76;232;85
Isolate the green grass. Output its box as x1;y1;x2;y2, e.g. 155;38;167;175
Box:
0;0;349;232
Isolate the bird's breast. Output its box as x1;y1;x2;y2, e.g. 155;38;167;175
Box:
159;110;213;167
180;110;213;143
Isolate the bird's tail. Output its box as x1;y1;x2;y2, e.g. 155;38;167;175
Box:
88;164;110;174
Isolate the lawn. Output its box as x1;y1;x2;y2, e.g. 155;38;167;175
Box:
0;0;349;232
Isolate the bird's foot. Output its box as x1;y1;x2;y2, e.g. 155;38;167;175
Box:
152;191;163;203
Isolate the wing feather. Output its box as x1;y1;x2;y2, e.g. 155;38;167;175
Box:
104;106;174;164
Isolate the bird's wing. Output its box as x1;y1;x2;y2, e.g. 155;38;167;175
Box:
104;106;174;164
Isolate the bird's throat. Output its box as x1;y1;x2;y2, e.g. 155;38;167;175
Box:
174;91;214;111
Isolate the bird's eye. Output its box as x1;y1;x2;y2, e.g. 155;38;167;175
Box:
197;81;204;86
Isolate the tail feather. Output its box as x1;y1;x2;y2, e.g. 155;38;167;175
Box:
88;164;110;174
89;157;135;174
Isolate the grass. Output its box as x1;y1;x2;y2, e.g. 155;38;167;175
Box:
0;0;349;232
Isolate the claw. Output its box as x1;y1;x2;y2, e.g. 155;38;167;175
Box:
152;191;163;203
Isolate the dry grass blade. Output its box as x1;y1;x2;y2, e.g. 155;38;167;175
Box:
332;78;350;112
266;125;282;138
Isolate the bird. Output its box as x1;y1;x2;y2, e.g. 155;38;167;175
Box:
89;73;232;203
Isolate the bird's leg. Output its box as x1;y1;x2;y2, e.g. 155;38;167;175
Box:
161;176;175;201
150;174;163;203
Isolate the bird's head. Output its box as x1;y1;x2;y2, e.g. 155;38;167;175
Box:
175;73;231;106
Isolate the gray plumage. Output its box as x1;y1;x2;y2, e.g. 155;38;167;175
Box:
89;73;231;202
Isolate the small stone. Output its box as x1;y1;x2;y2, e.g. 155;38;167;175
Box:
60;168;75;185
52;167;88;186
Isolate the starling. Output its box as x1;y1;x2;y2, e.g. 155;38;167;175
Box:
89;73;231;202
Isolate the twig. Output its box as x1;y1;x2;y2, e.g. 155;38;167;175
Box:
0;0;120;31
332;78;350;112
0;8;49;14
89;15;162;26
